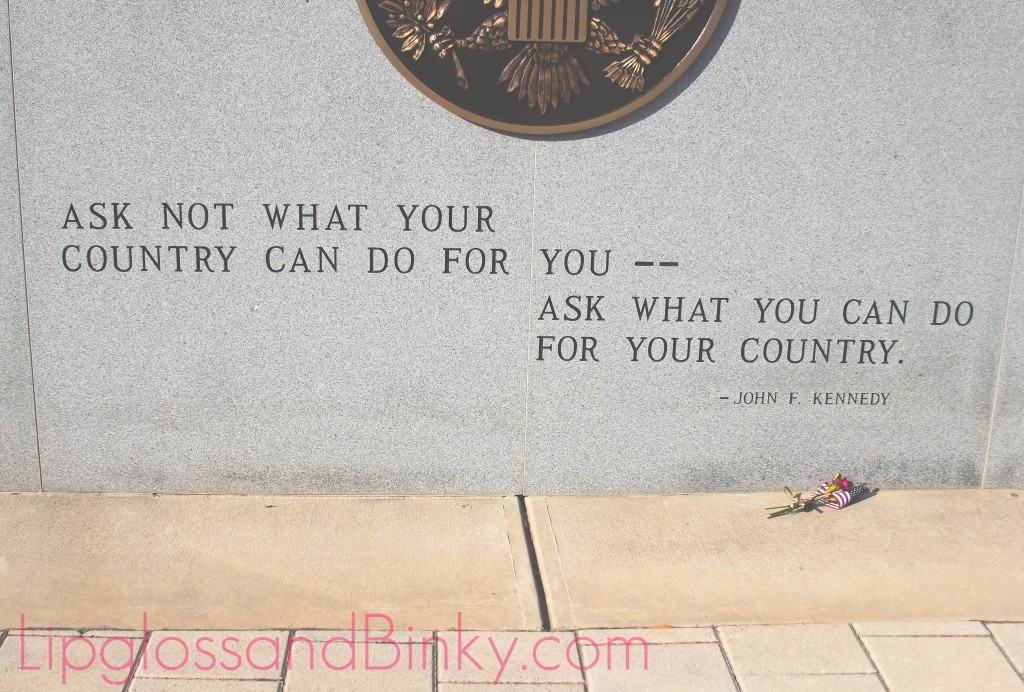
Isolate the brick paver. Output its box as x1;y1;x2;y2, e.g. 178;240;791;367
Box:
584;641;735;691
130;680;280;691
990;623;1024;676
134;631;286;680
718;623;875;690
284;642;433;691
862;635;1024;691
435;631;585;685
0;629;142;691
853;620;989;637
437;686;583;691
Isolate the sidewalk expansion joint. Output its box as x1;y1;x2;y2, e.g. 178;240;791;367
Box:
122;630;152;692
849;623;891;692
712;626;741;692
278;630;295;692
517;494;552;632
984;622;1024;684
431;629;439;692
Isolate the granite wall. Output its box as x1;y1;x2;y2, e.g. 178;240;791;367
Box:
1;0;1021;493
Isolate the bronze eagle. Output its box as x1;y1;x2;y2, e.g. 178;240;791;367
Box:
378;0;704;113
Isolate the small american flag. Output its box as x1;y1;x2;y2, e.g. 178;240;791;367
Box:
806;483;868;510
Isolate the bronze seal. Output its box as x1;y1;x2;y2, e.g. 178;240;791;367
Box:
357;0;728;134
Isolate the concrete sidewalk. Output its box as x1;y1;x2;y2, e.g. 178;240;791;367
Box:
527;490;1024;628
0;490;1022;689
0;494;542;631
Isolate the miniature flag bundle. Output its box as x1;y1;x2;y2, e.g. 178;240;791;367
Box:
767;473;869;518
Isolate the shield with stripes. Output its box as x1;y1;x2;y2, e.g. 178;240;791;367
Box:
506;0;589;43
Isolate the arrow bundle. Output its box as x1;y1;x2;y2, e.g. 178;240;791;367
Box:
605;0;706;92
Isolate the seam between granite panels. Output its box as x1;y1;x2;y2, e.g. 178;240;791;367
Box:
520;141;539;495
5;0;43;491
982;180;1024;488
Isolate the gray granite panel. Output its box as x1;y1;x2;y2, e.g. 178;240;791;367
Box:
11;1;533;492
525;1;1024;492
987;205;1024;488
0;4;39;491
